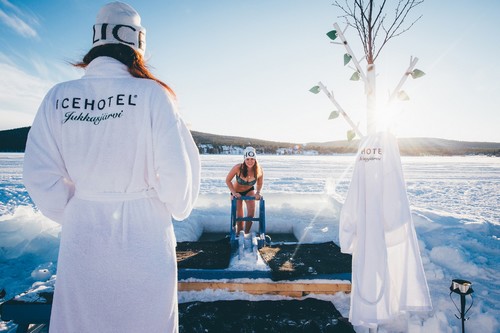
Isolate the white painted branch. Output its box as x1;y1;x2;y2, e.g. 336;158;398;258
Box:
388;56;419;103
333;23;367;84
318;81;364;138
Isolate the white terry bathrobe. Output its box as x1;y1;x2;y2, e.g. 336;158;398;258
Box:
339;132;432;328
23;57;200;333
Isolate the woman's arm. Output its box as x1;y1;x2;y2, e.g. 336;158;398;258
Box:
23;89;75;224
225;164;240;197
255;170;264;199
151;88;200;220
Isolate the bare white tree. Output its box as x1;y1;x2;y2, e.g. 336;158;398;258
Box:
328;5;428;333
331;0;425;134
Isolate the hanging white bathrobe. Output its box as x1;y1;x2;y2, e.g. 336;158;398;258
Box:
23;57;200;333
339;132;432;328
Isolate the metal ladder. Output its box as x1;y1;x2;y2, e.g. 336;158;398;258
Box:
229;196;267;250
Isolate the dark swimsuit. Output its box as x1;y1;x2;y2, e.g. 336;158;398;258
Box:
237;186;255;196
233;173;257;197
236;174;257;186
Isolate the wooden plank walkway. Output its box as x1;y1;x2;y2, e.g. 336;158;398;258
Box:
178;280;351;297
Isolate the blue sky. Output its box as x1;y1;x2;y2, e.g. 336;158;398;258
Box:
1;0;499;143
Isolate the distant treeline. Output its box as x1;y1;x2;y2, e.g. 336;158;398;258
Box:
0;127;30;152
1;127;499;156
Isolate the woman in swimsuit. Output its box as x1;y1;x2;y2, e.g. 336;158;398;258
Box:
226;147;264;234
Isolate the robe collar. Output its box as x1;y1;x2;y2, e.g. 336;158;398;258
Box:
83;57;132;78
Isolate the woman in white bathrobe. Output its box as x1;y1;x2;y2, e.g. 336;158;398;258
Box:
23;2;200;332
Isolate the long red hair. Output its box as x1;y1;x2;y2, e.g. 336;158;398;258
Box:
73;44;175;98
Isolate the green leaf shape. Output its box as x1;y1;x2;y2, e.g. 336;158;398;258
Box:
328;111;339;120
326;30;338;41
398;90;410;101
343;53;352;66
411;69;426;79
309;86;320;94
347;130;356;141
350;71;360;81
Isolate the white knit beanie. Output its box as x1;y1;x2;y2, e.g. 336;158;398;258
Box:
92;2;146;55
244;147;257;159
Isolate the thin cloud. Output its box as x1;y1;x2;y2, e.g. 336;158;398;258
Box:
0;59;55;130
0;61;50;111
0;0;38;39
0;50;81;130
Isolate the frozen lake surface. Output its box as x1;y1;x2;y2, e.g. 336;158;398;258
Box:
0;153;499;332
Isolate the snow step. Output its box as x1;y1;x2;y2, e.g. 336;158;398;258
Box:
237;231;259;260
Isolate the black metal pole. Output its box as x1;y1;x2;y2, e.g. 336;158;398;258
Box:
460;294;466;333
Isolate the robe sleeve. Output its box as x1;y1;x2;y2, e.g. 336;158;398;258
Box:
23;89;75;223
150;89;200;221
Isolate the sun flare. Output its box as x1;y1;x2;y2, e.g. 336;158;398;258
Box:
375;102;405;133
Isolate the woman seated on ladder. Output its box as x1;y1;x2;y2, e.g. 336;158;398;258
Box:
226;147;264;234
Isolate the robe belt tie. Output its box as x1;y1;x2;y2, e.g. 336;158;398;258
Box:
74;188;158;202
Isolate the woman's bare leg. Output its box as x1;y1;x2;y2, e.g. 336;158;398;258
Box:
236;199;244;234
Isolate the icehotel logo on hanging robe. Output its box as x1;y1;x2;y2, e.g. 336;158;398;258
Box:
359;147;382;162
56;94;138;125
